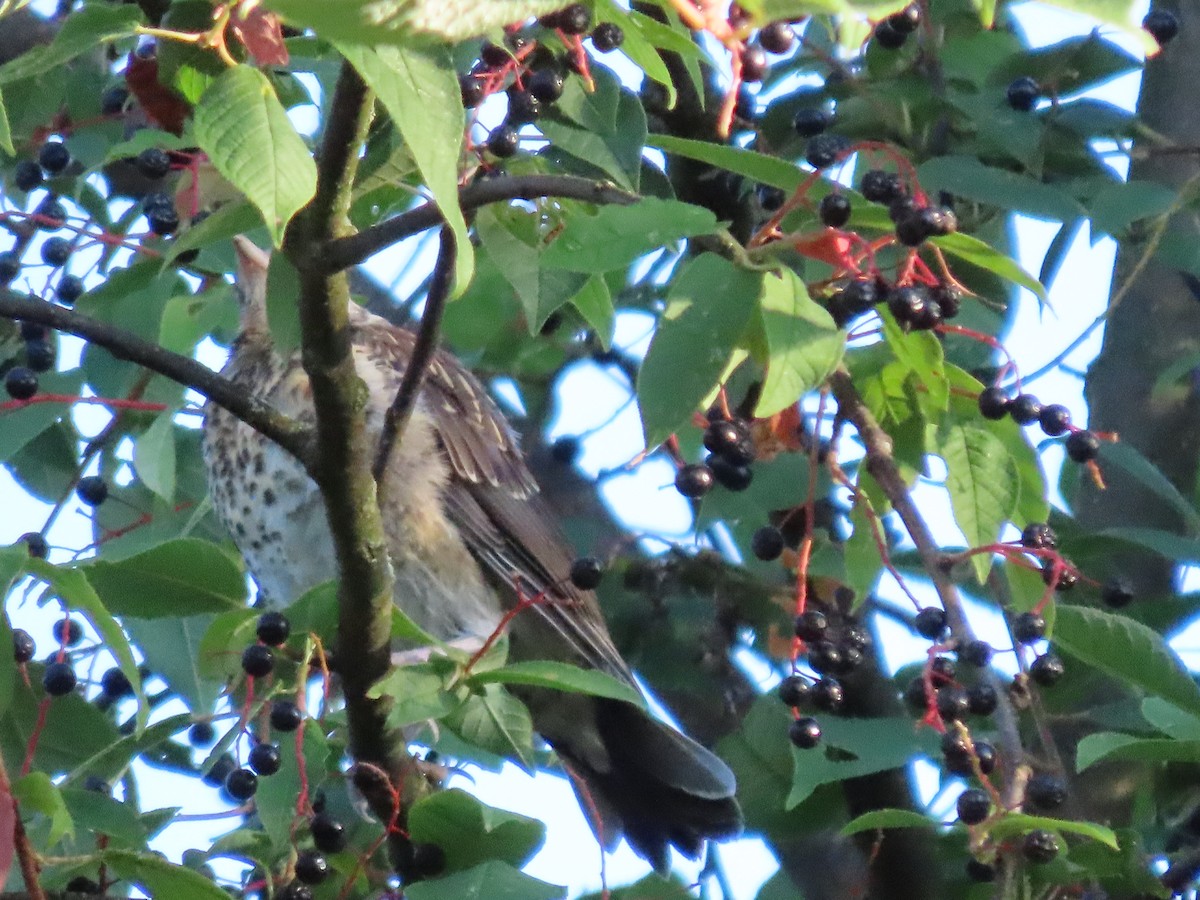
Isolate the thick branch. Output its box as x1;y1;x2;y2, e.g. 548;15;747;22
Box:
324;175;639;272
0;289;309;462
373;225;455;482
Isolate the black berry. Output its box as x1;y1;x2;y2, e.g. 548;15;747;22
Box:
100;666;134;699
147;205;179;237
1143;9;1179;46
412;842;447;877
758;21;794;54
479;40;510;68
295;850;330;885
887;285;928;326
550;436;580;464
793;107;830;138
487;124;520;158
914;606;947;640
1065;429;1100;463
751;525;785;561
1102;575;1133;608
57;274;84;305
13;629;35;663
25;339;55;373
1041;560;1077;591
460;74;484;108
270;699;303;732
1026;773;1067;811
873;18;907;49
189;721;217;746
794;609;828;642
40;237;71;267
241;644;275;678
804;134;844;169
936;685;970;721
65;877;101;894
101;86;129;115
1022;829;1059;863
14;159;43;191
789;716;822;749
311;813;347;853
248;742;282;777
43;660;77;696
569;556;604;590
860;169;904;205
38;141;70;175
135;147;172;179
812;676;845;713
35;196;67;229
76;476;108;506
506;88;541;124
904;675;928;712
757;184;785;211
224;767;258;801
278;883;313;900
528;68;565;104
590;22;624;52
887;4;920;33
5;366;38;401
1021;522;1057;550
558;3;592;34
18;532;48;559
819;193;851;228
1012;611;1046;644
929;655;956;684
741;46;768;82
1009;393;1042;425
808;641;843;675
203;753;237;787
1006;76;1040;112
1038;404;1071;436
1030;652;1065;686
957;788;990;825
256;611;290;647
778;674;810;707
709;455;753;491
703;419;747;456
52;617;83;647
675;463;715;498
0;251;20;283
967;682;998;716
960;640;992;668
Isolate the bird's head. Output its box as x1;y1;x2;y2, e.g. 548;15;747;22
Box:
232;235;270;337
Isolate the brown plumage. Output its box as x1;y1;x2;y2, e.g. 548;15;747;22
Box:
201;238;742;871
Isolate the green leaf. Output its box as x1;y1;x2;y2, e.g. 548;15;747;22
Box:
256;725;328;851
371;663;463;730
105;848;233;900
844;474;884;607
444;684;535;771
406;860;565;900
939;423;1019;582
1095;441;1200;533
987;813;1120;851
1076;732;1200;772
409;789;546;872
264;0;569;42
988;30;1145;95
1095;527;1200;563
1089;181;1176;239
60;788;147;847
80;539;246;618
0;370;85;462
931;231;1047;301
133;413;177;502
466;661;645;708
882;312;948;415
26;560;147;732
541;199;717;274
0;88;13;155
638;255;761;447
13;772;73;846
1141;698;1200;740
569;276;614;349
841;808;935;836
648;134;804;190
0;5;143;85
2;679;120;775
918;156;1083;223
192;65;317;247
1054;605;1200;718
539;76;646;191
125;616;220;712
64;712;195;787
163;200;262;267
339;41;473;289
754;268;844;417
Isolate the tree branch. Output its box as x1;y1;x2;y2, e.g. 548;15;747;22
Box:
0;289;310;462
373;225;455;482
324;175;639;272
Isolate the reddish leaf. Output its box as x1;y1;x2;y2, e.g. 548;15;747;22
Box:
124;54;191;135
231;5;289;66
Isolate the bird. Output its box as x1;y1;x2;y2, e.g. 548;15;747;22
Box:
201;237;742;872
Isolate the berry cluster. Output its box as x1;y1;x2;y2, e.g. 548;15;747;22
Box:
978;388;1101;462
674;415;758;499
783;608;871;750
871;4;921;51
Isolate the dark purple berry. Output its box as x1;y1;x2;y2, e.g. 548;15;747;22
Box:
794;610;828;642
256;611;290;647
861;170;904;205
590;22;624;52
203;753;236;787
1143;9;1179;46
1102;575;1133;608
978;387;1009;420
789;716;821;749
758;21;794;54
751;525;785;561
52;617;83;647
1007;77;1040;112
1022;829;1059;863
570;556;604;590
43;661;76;696
5;366;37;401
887;4;920;34
135;148;171;179
147;205;179;237
1009;393;1042;425
270;699;302;732
957;788;990;825
873;18;907;49
25;339;55;373
248;742;282;776
40;237;71;267
1012;612;1046;644
18;532;48;559
38;141;70;175
675;463;715;498
14;159;43;192
76;476;108;506
460;74;484;108
558;3;592;34
35;196;66;230
819;193;851;228
529;68;565;104
812;676;844;712
929;655;956;684
1065;430;1100;463
57;274;84;305
709;455;753;492
741;46;768;82
793;108;830;138
936;685;970;721
487;124;520;158
967;682;998;716
101;86;129;115
189;721;217;746
1038;404;1071;436
914;606;947;640
1021;523;1057;550
1026;773;1067;811
100;667;134;699
295;850;329;885
13;629;35;663
0;251;20;284
224;767;258;801
241;644;275;678
506;88;541;124
805;134;844;169
311;813;347;853
1030;653;1065;686
779;674;810;707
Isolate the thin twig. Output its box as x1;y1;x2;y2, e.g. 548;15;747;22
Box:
373;225;456;482
0;746;47;900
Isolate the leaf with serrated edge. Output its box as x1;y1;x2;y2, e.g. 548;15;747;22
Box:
842;808;934;836
939;424;1019;582
1077;732;1200;772
755;268;844;417
987;813;1119;850
80;539;246;618
466;661;645;708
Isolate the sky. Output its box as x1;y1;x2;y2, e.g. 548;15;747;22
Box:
0;1;1162;898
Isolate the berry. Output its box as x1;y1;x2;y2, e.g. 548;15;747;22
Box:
1021;522;1057;550
100;667;134;699
778;674;810;707
936;685;970;721
794;609;828;642
887;285;928;326
247;742;282;777
40;237;71;267
960;639;992;668
929;655;956;684
1065;430;1100;463
65;877;101;894
914;606;947;640
13;159;43;191
1041;560;1077;591
101;86;129;115
861;170;904;205
224;767;258;801
256;611;291;647
18;532;48;559
1030;652;1065;686
808;641;843;675
558;3;592;34
203;753;237;787
873;18;907;49
967;682;998;716
957;788;990;825
741;46;768;82
76;476;108;506
751;525;785;561
675;463;715;498
966;859;996;883
278;883;313;900
487;124;520;158
569;556;604;590
270;699;303;732
135;147;172;180
38;141;70;175
147;205;179;237
973;740;997;775
311;813;347;853
25;340;55;373
1102;575;1134;608
812;677;844;713
52;617;83;647
1022;829;1059;863
479;40;510;68
1012;612;1046;644
842;624;871;651
709;455;753;491
528;68;565;104
804;134;844;169
887;4;921;33
758;21;794;54
1026;773;1067;811
818;193;851;228
940;729;970;762
1009;393;1042;425
57;274;84;305
13;628;35;663
295;850;330;885
189;721;216;746
1007;76;1040;112
459;74;484;108
931;284;961;318
904;675;928;712
1038;404;1071;436
1143;9;1179;46
0;251;20;283
793;107;830;138
241;643;275;678
35;196;67;229
590;22;624;52
789;716;822;749
19;321;45;341
5;366;38;401
703;419;748;456
43;661;77;696
757;184;785;211
506;88;541;124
